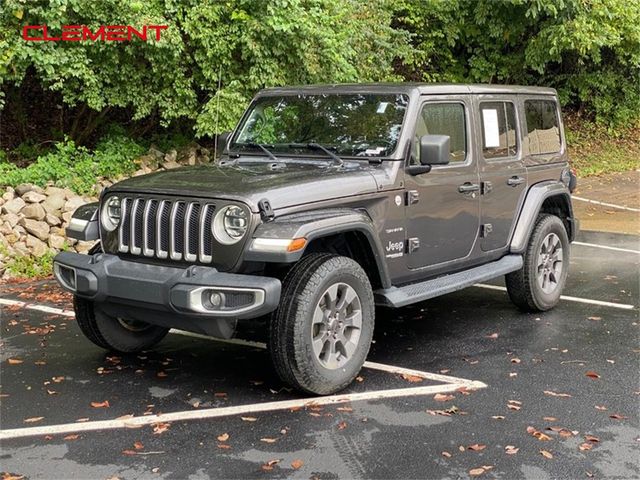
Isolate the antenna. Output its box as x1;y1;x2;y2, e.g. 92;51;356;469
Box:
213;64;222;161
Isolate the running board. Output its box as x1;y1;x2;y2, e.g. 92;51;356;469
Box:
375;255;523;308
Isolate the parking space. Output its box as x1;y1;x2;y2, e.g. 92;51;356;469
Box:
1;232;638;479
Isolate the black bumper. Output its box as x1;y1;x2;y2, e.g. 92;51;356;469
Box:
53;252;281;320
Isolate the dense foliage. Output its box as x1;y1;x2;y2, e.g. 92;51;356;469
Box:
395;0;640;127
0;0;638;150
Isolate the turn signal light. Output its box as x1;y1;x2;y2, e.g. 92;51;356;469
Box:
287;237;307;252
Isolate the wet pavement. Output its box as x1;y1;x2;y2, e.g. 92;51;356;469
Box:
1;231;638;479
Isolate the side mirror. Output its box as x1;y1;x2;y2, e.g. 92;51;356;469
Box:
419;134;450;166
216;131;231;157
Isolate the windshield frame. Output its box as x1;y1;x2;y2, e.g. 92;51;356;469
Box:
227;91;413;161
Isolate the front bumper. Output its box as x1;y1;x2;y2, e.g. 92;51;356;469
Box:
52;252;281;320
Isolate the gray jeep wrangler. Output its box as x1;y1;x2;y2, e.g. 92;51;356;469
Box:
53;83;578;395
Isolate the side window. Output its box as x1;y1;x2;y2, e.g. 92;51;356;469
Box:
414;103;467;164
524;100;561;155
480;102;517;159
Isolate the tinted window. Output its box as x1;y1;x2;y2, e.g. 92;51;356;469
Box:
525;100;561;154
480;102;517;159
415;103;466;164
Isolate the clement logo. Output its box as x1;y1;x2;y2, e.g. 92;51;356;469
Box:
22;25;168;42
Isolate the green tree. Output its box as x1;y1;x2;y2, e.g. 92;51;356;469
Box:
0;0;407;142
394;0;640;126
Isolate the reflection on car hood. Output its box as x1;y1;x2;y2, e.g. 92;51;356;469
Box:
108;159;380;211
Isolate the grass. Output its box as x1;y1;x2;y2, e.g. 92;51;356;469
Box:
565;115;640;177
2;250;56;278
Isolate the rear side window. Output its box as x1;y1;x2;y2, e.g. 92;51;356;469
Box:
524;100;561;155
480;102;517;159
415;103;467;164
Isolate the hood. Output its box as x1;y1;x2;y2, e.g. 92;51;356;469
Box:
109;159;381;211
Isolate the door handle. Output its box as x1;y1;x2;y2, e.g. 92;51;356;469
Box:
507;176;525;186
458;183;480;193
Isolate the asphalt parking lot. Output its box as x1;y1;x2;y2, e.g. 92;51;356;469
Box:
1;230;638;479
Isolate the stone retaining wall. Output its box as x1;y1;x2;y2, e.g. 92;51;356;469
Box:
0;146;211;278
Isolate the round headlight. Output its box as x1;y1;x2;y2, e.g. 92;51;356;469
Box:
101;196;121;232
212;205;248;244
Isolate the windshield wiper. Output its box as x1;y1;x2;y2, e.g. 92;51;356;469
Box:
284;143;344;167
245;142;279;161
307;143;344;167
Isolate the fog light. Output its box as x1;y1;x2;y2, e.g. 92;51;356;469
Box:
209;291;224;308
54;263;77;292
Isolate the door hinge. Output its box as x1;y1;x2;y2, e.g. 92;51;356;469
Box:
408;237;420;253
480;223;493;237
406;190;419;205
481;181;493;195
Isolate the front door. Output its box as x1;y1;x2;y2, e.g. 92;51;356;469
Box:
476;97;527;251
405;98;481;270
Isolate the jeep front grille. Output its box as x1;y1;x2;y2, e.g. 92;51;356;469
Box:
117;197;215;263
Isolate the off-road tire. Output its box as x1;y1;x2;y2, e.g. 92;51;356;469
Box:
73;298;169;353
269;253;375;395
506;214;570;312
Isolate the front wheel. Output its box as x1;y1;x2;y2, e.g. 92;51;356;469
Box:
74;297;169;353
506;214;570;312
269;253;375;395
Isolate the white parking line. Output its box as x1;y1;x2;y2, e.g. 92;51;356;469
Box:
474;284;636;310
573;241;640;254
572;195;640;213
0;297;486;441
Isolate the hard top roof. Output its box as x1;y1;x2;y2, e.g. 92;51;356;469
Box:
258;82;557;96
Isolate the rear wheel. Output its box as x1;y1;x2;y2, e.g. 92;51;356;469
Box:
506;214;569;312
269;253;375;395
74;297;169;353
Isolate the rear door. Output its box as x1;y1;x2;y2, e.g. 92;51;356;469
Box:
476;97;527;251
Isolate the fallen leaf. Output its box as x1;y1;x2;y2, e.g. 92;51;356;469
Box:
585;435;600;443
1;473;25;480
24;417;44;423
441;451;452;458
400;373;423;383
337;406;353;412
508;400;522;405
491;415;505;420
63;434;80;441
217;444;231;450
485;332;499;339
291;459;304;470
214;392;227;398
261;459;280;471
434;393;455;402
540;449;554;459
507;404;521;411
156;371;167;378
152;422;170;435
595;405;607;411
587;316;602;321
609;413;627;420
241;416;257;422
468;443;486;451
527;426;552;441
90;400;110;408
511;358;521;364
7;358;23;365
585;371;600;379
505;445;519;455
52;376;64;383
469;466;493;476
76;418;90;422
260;438;277;444
134;441;144;450
509;372;518;378
46;389;57;395
579;442;593;451
544;390;572;398
217;433;229;442
122;450;137;456
558;429;573;438
543;417;558;421
337;421;347;430
355;376;364;382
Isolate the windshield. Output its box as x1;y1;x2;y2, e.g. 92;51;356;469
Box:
230;93;409;158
